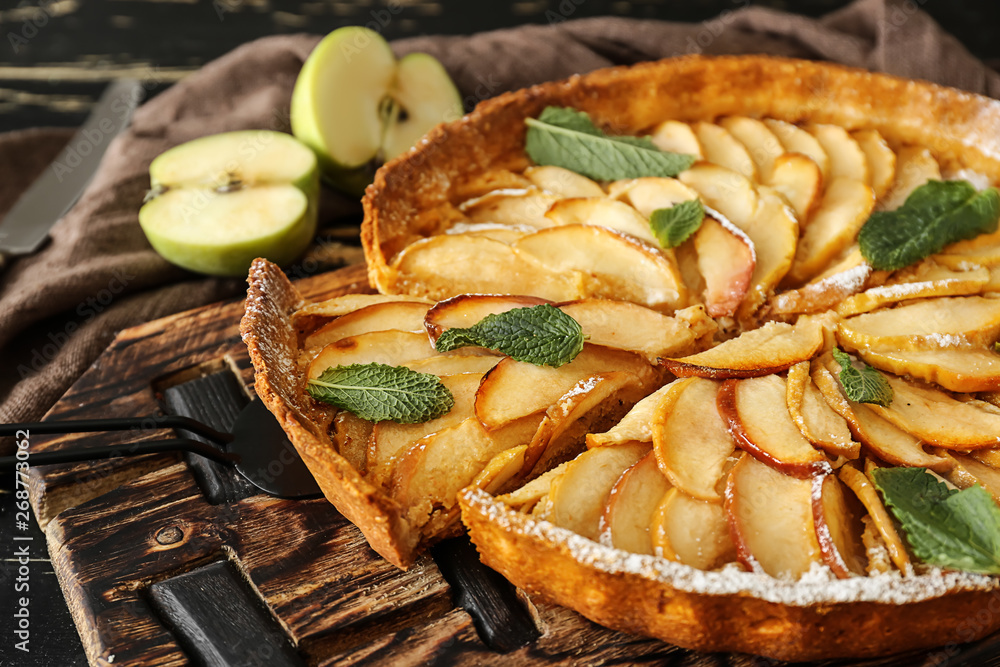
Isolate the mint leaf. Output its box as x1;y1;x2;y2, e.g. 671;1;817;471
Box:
524;106;695;181
859;180;1000;271
871;467;1000;575
832;348;893;407
649;200;705;248
307;363;454;423
434;304;584;367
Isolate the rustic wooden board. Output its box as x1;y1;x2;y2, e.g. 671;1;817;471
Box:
26;264;1000;666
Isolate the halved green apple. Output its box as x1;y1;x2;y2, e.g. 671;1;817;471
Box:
291;27;463;195
139;130;319;276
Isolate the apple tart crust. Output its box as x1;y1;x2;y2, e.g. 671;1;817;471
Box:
242;55;1000;660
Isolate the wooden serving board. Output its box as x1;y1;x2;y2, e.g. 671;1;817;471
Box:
26;264;1000;667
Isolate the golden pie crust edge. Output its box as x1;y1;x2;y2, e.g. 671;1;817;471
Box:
460;487;1000;661
360;54;1000;293
241;259;421;566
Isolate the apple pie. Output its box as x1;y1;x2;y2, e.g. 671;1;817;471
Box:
244;55;1000;660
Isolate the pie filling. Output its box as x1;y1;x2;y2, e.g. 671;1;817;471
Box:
353;113;1000;578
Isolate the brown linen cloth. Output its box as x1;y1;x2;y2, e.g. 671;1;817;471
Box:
1;0;997;452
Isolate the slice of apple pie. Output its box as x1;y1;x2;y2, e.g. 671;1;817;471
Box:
245;54;1000;660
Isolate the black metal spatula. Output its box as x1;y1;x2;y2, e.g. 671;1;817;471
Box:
0;399;322;498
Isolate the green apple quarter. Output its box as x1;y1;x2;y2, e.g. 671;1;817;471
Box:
291;26;463;196
138;130;319;277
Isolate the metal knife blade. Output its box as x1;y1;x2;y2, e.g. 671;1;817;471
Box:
0;78;144;259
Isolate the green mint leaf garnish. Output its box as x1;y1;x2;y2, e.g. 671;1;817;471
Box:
307;363;454;423
524;106;695;181
434;304;584;367
871;467;1000;575
859;180;1000;271
831;348;893;407
649;200;705;248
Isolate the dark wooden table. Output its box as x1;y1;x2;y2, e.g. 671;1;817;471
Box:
0;0;998;133
0;1;998;666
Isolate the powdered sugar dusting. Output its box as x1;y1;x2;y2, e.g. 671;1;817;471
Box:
820;264;870;292
465;488;1000;607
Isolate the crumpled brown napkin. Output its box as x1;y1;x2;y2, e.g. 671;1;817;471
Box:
1;0;997;453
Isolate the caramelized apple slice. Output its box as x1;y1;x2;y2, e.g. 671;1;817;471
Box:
557;300;716;363
735;185;800;319
786;361;859;459
307;330;436;379
786;177;876;284
763;118;830;179
304;301;431;350
445;224;531;244
547;441;651;541
424;443;533;541
693;122;757;180
835;265;989;317
944;454;1000;504
653;377;735;501
813;474;867;577
607;177;699;217
424;293;551;341
851;129;896;199
402;354;501;376
693;217;755;317
587;379;687;448
391;234;581;301
513;225;687;310
806;124;869;183
814;357;953;471
838;296;1000;351
545;197;657;244
366;372;483;485
391;415;541;527
452;170;531;200
725;453;823;579
332;410;373;475
768;152;822;221
870;375;1000;449
662;317;825;378
651;488;736;569
935;227;1000;270
973;447;1000;469
838;464;911;573
600;452;672;554
524;371;648;478
878;146;941;211
679;163;759;229
460;186;560;228
851;346;1000;393
769;251;872;316
496;460;571;512
719;376;830;477
475;344;656;429
524;165;604;198
719;116;784;181
649;120;703;158
294;293;432;323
